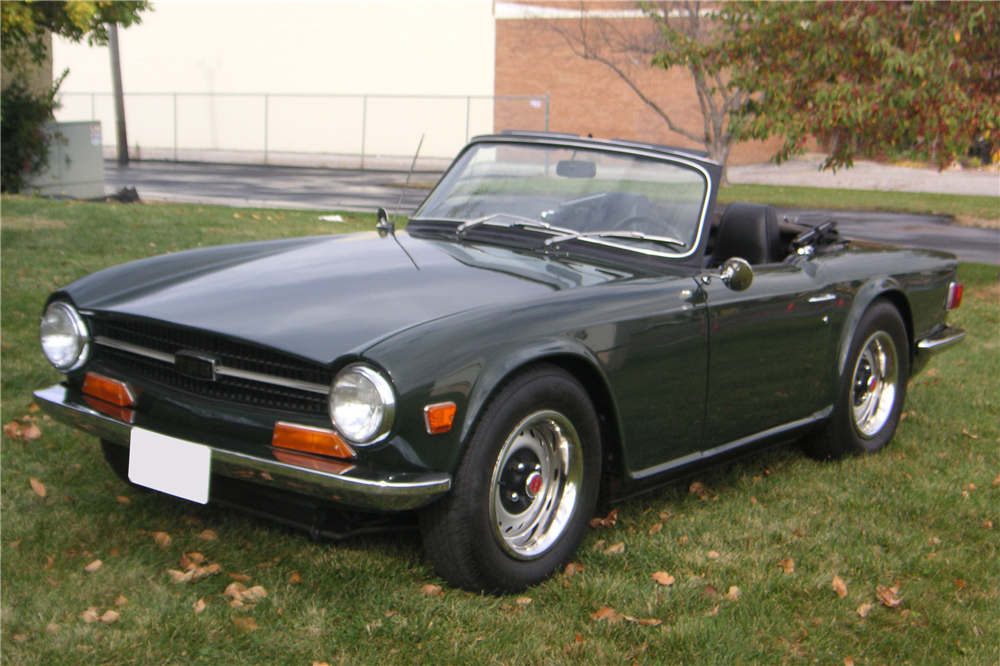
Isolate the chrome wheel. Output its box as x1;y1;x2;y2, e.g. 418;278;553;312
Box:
489;410;583;560
851;331;899;438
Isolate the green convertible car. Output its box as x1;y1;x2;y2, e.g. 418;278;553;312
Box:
35;133;966;592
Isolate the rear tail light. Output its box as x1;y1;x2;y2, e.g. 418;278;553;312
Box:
82;373;135;407
946;282;964;311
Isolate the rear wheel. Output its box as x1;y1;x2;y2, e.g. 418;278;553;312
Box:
419;365;601;593
805;300;909;458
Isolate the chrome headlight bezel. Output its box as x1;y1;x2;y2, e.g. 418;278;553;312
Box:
39;301;90;372
328;363;396;445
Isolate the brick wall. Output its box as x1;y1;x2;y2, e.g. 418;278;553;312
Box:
495;17;786;166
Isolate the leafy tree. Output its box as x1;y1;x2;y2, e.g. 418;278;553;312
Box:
1;1;149;192
547;1;746;182
1;1;150;71
726;1;1000;170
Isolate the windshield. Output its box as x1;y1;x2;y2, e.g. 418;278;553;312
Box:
414;142;708;256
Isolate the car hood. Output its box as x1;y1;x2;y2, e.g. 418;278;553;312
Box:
62;231;637;364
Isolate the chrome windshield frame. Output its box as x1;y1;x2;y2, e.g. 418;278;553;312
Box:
411;135;716;261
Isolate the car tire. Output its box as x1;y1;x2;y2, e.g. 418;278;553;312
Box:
805;300;909;459
419;364;601;593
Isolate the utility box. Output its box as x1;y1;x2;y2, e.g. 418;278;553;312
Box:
26;121;105;199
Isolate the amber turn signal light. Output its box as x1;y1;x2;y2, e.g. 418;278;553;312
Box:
272;422;356;459
82;372;135;407
424;402;457;435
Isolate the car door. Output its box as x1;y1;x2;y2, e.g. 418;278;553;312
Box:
701;256;837;448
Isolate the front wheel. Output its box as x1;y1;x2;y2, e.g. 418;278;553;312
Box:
419;365;601;593
805;300;909;458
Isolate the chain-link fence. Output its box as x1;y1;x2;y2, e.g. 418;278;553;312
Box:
56;92;550;170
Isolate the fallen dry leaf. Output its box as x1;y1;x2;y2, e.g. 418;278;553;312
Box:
99;610;119;624
21;424;42;441
604;542;625;555
590;606;623;624
114;595;128;607
224;582;248;600
193;598;206;614
708;550;720;560
833;575;848;598
703;584;719;599
245;585;268;602
45;623;59;634
589;509;618;529
186;551;206;564
80;608;100;624
706;605;719;617
984;520;994;530
3;421;22;439
168;569;194;584
963;483;977;491
857;602;874;618
954;579;966;590
961;429;979;439
203;563;221;574
725;586;741;602
314;662;332;666
516;597;532;607
648;522;662;535
84;559;103;573
876;584;903;608
845;658;856;666
592;539;606;551
197;530;218;541
229;599;244;608
635;617;662;626
152;532;171;549
228;573;252;582
563;562;585;578
290;570;303;584
652;571;676;586
678;535;689;545
992;473;1000;488
115;495;130;504
778;557;794;574
928;536;942;545
689;481;708;498
419;584;442;596
231;616;258;632
29;478;46;498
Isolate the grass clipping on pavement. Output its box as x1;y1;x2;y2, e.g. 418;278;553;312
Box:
1;196;997;665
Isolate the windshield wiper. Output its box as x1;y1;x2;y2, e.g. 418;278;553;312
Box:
543;229;687;250
456;214;573;237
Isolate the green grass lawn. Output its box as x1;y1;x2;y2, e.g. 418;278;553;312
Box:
2;196;997;665
719;184;999;223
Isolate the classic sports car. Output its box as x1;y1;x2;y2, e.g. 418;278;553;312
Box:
35;132;966;592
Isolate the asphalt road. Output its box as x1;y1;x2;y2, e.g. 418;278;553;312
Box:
105;160;1000;265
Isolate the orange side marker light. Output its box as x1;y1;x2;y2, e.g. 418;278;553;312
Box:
82;373;135;407
424;402;457;435
272;422;355;459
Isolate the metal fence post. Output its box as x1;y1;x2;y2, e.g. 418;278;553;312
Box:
360;96;367;170
263;95;269;164
173;93;178;161
545;91;550;132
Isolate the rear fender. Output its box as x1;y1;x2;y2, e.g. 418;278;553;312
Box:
836;277;911;382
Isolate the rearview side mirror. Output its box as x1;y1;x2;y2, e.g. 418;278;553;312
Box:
720;257;753;292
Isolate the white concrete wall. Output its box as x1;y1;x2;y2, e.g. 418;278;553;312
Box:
53;2;498;164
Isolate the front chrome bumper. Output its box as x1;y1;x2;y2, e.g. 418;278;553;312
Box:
33;384;451;512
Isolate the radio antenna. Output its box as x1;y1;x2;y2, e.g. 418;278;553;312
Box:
393;133;425;224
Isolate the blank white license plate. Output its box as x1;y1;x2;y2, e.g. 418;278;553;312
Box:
129;428;211;504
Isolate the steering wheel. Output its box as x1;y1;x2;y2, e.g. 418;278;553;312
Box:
613;215;681;240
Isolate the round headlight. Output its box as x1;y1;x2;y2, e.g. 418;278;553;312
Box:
40;301;90;371
329;364;395;444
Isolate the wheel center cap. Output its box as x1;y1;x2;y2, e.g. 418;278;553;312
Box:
525;472;543;499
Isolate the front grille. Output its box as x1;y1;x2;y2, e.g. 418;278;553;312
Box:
90;317;333;415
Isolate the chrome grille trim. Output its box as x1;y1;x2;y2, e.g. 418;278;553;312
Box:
94;335;331;395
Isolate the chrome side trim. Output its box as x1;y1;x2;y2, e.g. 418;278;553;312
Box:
33;384;450;512
94;336;331;395
917;326;966;352
808;294;837;303
631;406;834;480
